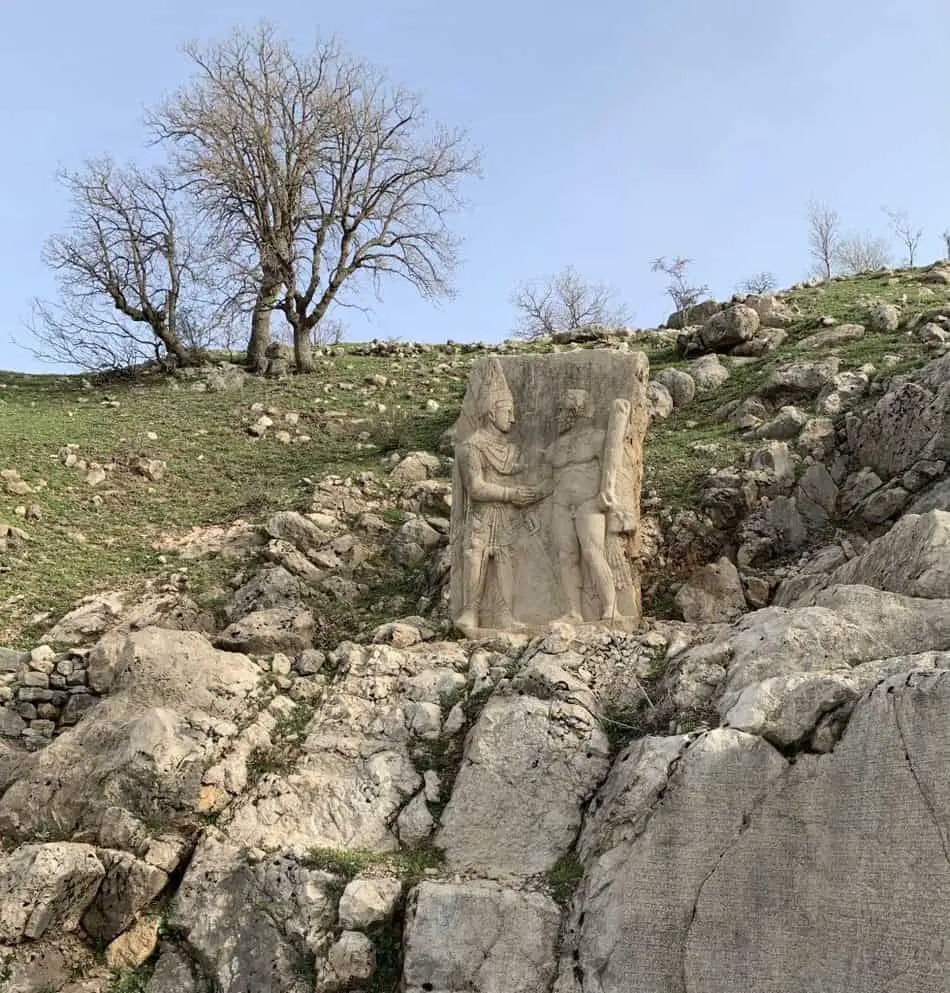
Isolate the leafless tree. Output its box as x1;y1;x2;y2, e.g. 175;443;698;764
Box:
26;158;222;371
942;229;950;261
833;233;892;275
883;207;923;266
737;271;777;295
650;256;710;323
150;24;479;373
511;266;630;339
807;201;841;280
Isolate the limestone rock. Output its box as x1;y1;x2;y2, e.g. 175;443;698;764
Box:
0;628;260;840
0;843;105;943
567;730;787;993
666;298;720;329
759;358;839;404
338;876;403;929
757;405;807;440
674;557;747;623
390;451;442;483
646;380;673;420
689;354;730;391
145;946;203;993
685;673;950;992
403;881;560;993
746;293;797;328
436;658;610;875
317;930;376;990
169;835;337;993
81;849;167;943
225;567;304;622
653;368;696;408
700;304;760;351
215;607;315;655
390;517;441;567
105;915;160;970
868;300;900;331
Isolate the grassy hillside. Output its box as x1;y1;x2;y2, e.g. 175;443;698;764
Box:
1;266;947;647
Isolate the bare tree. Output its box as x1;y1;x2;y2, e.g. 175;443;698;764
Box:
737;271;777;295
27;158;220;371
834;233;892;275
511;266;630;339
943;229;950;261
150;24;478;373
807;201;841;280
883;207;923;266
650;256;710;323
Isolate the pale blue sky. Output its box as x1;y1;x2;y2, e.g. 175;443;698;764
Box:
1;0;947;371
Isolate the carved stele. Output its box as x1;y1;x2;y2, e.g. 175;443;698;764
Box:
450;350;649;636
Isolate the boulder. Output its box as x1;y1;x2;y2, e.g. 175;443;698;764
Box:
689;354;730;391
215;607;315;655
700;304;760;351
653;368;696;408
646;380;674;420
674;558;747;623
390;451;442;484
868;301;900;331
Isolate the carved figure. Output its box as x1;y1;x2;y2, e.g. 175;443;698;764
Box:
453;359;547;635
544;389;637;622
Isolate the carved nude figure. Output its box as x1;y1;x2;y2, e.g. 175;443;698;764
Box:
454;359;546;635
544;388;634;622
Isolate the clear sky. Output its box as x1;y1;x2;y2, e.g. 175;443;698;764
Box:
1;0;947;372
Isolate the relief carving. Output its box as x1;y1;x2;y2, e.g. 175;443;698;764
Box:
451;351;648;636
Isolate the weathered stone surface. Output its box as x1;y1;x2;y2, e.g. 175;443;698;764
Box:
436;658;609;875
757;405;807;440
868;300;900;331
794;462;838;526
0;843;104;943
390;451;442;483
215;607;315;655
105;915;160;970
338;876;403;929
685;673;950;993
403;881;560;993
674;557;747;623
145;946;204;993
390;517;441;567
799;511;950;600
450;352;648;634
759;358;839;403
847;353;950;478
43;591;209;646
700;304;760;350
653;368;696;408
81;849;167;942
225;567;304;622
721;652;950;748
646;380;673;420
567;731;788;993
317;930;376;990
221;641;468;852
0;629;260;839
170;835;337;993
675;584;950;714
689;353;730;390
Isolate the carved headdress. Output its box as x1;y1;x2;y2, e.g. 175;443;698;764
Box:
474;357;514;422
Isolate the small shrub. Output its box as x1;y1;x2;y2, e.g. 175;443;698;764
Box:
546;851;584;905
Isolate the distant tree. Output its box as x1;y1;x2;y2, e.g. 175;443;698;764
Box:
833;233;892;275
650;256;710;321
806;201;841;280
27;158;223;371
883;207;923;266
737;271;777;295
149;23;479;373
943;229;950;261
510;266;631;339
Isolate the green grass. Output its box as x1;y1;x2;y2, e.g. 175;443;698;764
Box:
302;845;443;884
546;851;585;905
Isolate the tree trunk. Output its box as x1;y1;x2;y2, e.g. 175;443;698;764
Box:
292;323;314;373
247;277;280;373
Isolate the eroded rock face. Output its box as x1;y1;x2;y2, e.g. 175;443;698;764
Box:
403;881;560;993
436;657;610;876
0;628;261;840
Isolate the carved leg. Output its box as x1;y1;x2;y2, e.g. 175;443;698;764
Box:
456;545;487;632
575;507;616;620
494;548;526;630
552;504;584;622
